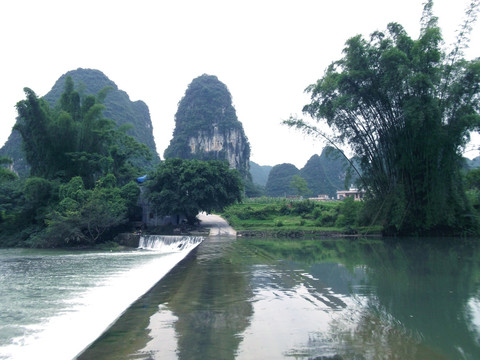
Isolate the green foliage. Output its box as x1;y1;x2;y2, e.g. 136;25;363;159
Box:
39;175;138;247
289;2;480;235
146;159;243;224
300;147;353;198
335;196;362;228
0;177;25;243
222;198;370;232
0;77;150;247
44;68;159;167
14;77;150;187
0;157;17;183
265;163;300;197
466;168;480;189
289;175;312;198
2;68;159;177
244;177;265;197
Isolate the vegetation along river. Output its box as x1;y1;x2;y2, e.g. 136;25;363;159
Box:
2;235;480;359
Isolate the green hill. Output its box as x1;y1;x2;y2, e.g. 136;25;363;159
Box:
1;68;159;176
263;146;355;198
164;74;250;177
249;161;272;187
265;163;300;197
300;147;351;198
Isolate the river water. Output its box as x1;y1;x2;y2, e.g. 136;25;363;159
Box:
0;236;202;360
77;236;480;360
1;236;480;359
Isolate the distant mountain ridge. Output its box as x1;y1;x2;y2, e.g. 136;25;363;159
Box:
264;147;353;198
249;161;272;187
0;68;159;176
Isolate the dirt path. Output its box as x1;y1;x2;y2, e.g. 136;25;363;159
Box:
197;213;237;237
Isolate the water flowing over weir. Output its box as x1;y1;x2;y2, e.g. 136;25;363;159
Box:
138;235;204;251
0;236;203;360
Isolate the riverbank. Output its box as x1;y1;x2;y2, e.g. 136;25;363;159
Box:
221;199;383;238
114;211;380;246
236;229;381;238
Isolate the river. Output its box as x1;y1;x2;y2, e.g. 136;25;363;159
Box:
0;236;202;360
78;236;480;360
1;235;480;359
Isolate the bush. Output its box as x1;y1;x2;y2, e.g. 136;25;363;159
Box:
336;197;363;228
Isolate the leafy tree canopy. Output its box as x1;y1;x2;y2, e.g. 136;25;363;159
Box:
0;156;17;183
146;159;243;224
14;76;150;188
290;174;312;198
286;0;480;235
42;175;139;246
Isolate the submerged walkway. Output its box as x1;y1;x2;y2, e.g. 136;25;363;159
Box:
197;213;237;237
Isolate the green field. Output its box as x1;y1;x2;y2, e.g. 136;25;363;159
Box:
221;197;382;234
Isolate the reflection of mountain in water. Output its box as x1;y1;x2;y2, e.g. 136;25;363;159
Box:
80;238;480;360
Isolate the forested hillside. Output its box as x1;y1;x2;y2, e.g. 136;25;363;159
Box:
300;147;352;198
249;161;272;187
265;163;300;197
262;146;354;198
0;68;159;176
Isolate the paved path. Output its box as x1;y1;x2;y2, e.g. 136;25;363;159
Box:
197;213;237;237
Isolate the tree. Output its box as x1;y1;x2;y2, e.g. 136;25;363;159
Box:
286;0;480;235
290;175;311;198
146;159;243;224
0;157;17;183
14;77;150;187
4;77;151;247
42;175;139;246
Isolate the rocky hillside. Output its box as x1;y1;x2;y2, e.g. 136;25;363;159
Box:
0;68;159;176
164;74;250;177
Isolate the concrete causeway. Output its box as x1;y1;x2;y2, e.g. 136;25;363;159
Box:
197;213;237;237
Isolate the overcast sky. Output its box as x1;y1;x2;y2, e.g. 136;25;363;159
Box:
1;0;479;168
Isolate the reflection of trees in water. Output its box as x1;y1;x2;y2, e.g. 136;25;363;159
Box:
80;238;480;359
79;239;254;360
248;238;480;360
166;239;254;360
332;240;480;359
361;240;480;360
326;301;449;360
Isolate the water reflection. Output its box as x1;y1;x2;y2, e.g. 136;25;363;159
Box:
80;237;480;360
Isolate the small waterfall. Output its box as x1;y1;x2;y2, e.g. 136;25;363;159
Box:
138;235;204;252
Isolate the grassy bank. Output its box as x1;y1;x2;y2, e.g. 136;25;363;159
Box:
221;197;382;236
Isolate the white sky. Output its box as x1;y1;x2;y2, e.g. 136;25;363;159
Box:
1;0;479;168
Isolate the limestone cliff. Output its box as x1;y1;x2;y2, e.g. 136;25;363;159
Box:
164;74;250;177
188;127;249;171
